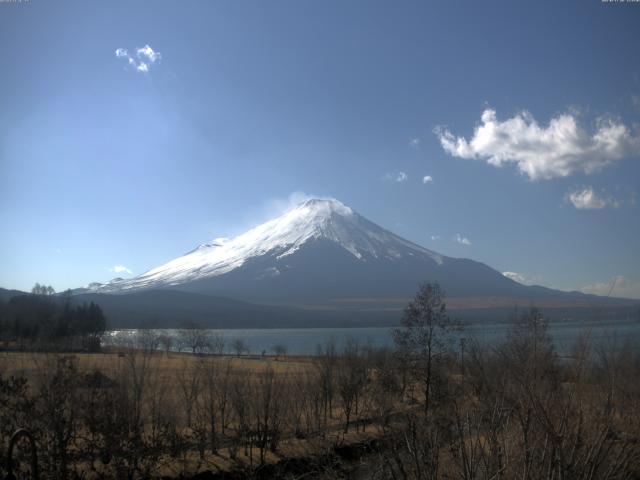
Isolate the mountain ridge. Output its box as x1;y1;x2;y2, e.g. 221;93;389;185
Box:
85;198;446;294
78;198;638;311
1;286;636;330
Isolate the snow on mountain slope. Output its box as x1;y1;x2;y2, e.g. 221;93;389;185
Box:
89;198;444;293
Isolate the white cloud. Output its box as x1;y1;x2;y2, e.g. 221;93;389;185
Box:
109;265;133;275
502;271;527;284
581;276;640;299
434;108;640;180
422;175;433;184
384;171;408;182
430;235;440;241
453;233;472;246
566;187;618;210
409;137;421;149
247;191;353;236
213;237;231;245
136;44;161;63
115;44;162;73
502;271;543;285
260;191;344;220
265;191;315;215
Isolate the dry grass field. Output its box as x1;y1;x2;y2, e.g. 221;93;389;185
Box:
0;347;390;478
0;350;315;384
2;308;640;479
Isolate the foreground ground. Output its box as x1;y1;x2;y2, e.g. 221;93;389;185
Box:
1;313;640;479
1;348;395;478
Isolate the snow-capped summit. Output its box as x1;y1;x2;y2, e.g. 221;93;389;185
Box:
89;197;444;293
76;197;632;321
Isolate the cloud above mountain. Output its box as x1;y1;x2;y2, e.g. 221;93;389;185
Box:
453;233;472;245
434;108;640;180
108;265;132;275
502;271;542;285
503;271;526;283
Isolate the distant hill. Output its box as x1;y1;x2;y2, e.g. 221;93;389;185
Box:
0;287;28;302
2;287;637;329
73;289;412;329
71;289;640;329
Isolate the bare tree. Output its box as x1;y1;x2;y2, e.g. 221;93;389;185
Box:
177;359;202;429
31;283;55;296
195;356;220;454
179;322;211;354
337;338;367;433
215;357;234;436
272;344;288;360
137;329;159;353
393;283;455;412
315;338;338;430
34;355;79;480
231;338;248;357
158;334;173;355
251;366;286;464
229;368;251;461
210;333;225;355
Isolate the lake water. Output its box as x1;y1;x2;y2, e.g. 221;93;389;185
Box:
103;318;640;355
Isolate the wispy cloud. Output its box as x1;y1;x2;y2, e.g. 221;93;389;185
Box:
503;271;526;283
409;137;421;149
260;191;352;218
434;108;640;180
384;171;408;182
108;265;133;275
581;276;640;299
502;271;542;285
136;45;161;63
566;187;618;210
264;191;315;215
453;233;472;246
115;44;162;73
430;235;440;241
422;175;433;184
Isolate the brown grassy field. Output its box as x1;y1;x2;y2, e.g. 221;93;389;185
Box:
0;350;315;383
2;309;639;479
0;348;389;478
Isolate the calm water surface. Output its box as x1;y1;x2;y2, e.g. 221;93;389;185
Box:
103;318;640;355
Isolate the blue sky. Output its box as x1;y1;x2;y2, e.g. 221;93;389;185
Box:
1;0;639;298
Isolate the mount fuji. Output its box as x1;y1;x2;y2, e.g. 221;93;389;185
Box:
67;199;637;328
73;198;634;327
